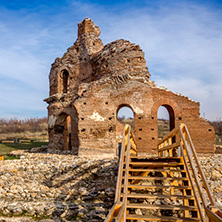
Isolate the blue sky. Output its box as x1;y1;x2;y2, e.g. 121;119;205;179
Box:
0;0;222;120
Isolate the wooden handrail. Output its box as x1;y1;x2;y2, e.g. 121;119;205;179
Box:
206;208;222;222
116;204;125;222
122;126;131;221
106;123;222;221
104;202;122;222
181;124;215;206
105;124;137;221
115;125;126;203
158;127;179;146
180;141;205;221
179;126;208;209
158;123;222;222
158;141;180;152
0;155;4;161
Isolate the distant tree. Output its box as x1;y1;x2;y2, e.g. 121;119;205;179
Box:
0;117;47;134
210;121;222;135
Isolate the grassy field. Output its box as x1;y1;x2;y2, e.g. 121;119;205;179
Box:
158;119;170;139
0;142;48;156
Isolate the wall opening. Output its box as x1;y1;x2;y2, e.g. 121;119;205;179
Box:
56;113;72;151
59;70;69;94
157;105;175;140
71;107;79;154
63;70;69;93
116;105;135;156
117;105;134;129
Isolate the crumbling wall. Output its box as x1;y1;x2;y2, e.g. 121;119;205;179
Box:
44;18;215;156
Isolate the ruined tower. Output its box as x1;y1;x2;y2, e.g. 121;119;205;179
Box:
44;18;215;156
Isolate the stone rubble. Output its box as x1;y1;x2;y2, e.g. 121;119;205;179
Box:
0;151;221;221
198;154;222;208
0;150;118;221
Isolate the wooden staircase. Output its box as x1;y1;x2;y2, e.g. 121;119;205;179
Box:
123;156;201;221
105;124;222;222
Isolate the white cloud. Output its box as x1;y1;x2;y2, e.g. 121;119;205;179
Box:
0;0;221;120
91;1;222;120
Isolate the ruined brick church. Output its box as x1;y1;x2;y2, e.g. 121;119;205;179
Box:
44;18;215;156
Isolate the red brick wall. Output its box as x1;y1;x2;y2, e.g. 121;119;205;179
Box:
45;18;215;156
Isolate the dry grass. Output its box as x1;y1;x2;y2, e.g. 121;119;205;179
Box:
0;142;48;155
0;131;48;140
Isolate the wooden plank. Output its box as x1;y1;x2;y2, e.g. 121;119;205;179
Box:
158;142;180;152
114;125;126;203
127;203;198;210
104;202;122;222
122;125;131;221
122;193;194;199
126;176;188;180
19;139;31;143
126;214;201;221
127;162;183;167
213;208;222;218
158;127;180;146
125;169;186;173
122;184;192;189
131;157;181;161
182;124;215;207
1;140;14;144
206;208;222;222
116;204;125;221
180;141;204;221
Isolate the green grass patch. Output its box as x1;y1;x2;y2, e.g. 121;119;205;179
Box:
4;155;20;160
0;142;48;155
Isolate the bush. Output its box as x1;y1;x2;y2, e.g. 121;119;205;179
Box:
210;121;222;135
0;117;47;134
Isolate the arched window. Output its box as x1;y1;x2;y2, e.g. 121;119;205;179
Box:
157;105;175;140
62;70;68;93
58;70;69;94
117;105;134;129
116;105;134;156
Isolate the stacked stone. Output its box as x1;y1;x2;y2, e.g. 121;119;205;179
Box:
0;151;221;221
198;154;222;207
0;150;118;221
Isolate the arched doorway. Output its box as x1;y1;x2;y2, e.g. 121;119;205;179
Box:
56;113;72;151
116;105;134;156
157;105;175;140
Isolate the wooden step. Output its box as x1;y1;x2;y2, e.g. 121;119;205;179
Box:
126;214;201;221
126;162;183;167
130;157;182;161
127;203;198;210
123;193;194;199
126;176;188;181
125;169;186;173
123;184;192;189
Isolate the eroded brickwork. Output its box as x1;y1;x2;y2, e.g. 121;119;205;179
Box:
44;18;215;156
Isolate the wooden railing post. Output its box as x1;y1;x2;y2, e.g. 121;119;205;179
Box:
179;124;222;222
157;123;222;222
183;124;215;206
122;125;131;221
180;141;205;221
115;125;126;203
105;124;137;222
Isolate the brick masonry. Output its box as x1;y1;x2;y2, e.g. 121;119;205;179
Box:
44;18;215;157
